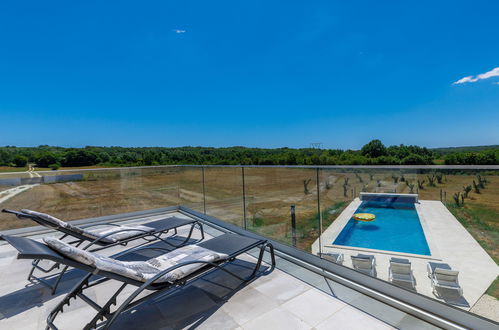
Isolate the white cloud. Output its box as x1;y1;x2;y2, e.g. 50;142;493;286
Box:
453;67;499;84
173;29;186;34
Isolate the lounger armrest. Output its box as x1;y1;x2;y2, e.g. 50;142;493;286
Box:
81;223;121;229
82;228;158;249
1;209;32;219
355;254;375;265
432;277;462;292
144;259;227;286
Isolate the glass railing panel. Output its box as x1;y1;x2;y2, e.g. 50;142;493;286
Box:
178;166;204;213
0;166;181;230
244;167;320;253
203;166;244;227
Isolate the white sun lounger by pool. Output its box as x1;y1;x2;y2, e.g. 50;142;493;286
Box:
351;254;376;276
427;262;463;298
389;257;415;289
320;252;344;265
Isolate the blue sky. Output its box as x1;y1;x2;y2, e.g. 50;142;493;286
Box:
0;1;498;149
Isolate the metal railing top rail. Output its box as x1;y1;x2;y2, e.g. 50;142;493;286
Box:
0;164;498;176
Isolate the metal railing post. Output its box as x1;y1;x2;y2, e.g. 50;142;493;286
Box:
316;168;323;256
290;205;297;247
202;167;206;214
242;167;247;230
177;168;181;204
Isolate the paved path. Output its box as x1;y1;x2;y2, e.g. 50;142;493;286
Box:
0;184;39;205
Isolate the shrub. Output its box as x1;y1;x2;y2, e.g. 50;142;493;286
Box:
462;185;472;198
417;179;425;189
427;174;436;187
453;192;462;206
472;180;481;194
49;163;60;170
303;179;312;194
62;150;100;167
13;155;28;167
477;175;486;189
35;152;60;168
406;181;415;193
401;154;427;165
435;173;444;184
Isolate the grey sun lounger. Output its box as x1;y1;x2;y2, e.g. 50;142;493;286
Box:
351;254;376;277
389;257;415;289
2;209;204;294
427;262;463;298
1;233;275;330
320;252;344;265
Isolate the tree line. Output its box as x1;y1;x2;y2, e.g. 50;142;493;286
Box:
0;140;497;168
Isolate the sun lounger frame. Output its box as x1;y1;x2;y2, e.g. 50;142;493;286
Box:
2;209;204;294
1;233;275;330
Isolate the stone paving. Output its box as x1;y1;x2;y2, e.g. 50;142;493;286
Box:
0;211;439;329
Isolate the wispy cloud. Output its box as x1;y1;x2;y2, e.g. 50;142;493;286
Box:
173;29;186;34
453;67;499;85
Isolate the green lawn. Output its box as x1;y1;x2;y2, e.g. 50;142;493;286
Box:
447;203;499;299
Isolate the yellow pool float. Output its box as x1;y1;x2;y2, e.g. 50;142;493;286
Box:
353;213;376;222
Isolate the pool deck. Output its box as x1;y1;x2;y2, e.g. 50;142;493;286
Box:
313;199;499;313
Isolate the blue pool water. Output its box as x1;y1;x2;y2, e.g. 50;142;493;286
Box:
333;201;431;255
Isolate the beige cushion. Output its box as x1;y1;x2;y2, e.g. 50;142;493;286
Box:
43;238;229;283
23;209;154;243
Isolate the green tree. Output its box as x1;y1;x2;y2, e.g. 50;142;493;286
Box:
62;150;100;166
401;154;426;165
13;155;28;167
361;139;387;158
35;152;59;167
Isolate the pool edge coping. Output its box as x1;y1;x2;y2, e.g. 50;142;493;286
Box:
317;198;440;259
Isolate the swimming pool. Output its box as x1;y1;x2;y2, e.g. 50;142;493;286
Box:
333;200;431;255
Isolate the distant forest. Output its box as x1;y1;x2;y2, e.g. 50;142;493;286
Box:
0;140;498;168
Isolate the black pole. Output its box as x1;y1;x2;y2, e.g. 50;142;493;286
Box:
316;168;322;253
242;167;247;230
440;189;442;202
202;167;206;214
290;205;297;247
